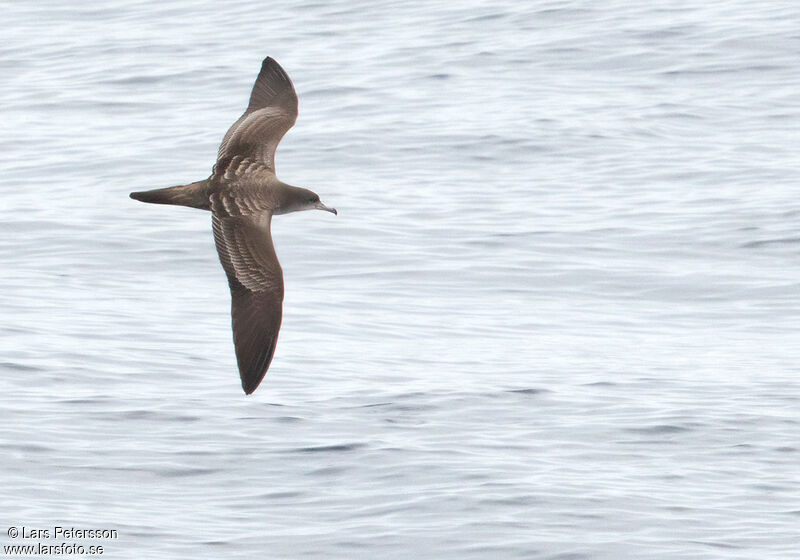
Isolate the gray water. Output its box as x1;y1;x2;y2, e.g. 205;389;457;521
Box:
2;1;799;558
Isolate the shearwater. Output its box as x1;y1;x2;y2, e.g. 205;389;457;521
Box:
130;57;337;394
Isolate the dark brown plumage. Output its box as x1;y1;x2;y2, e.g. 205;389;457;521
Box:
130;57;336;394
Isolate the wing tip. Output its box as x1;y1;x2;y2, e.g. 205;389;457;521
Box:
235;330;279;396
242;383;258;395
245;56;296;115
240;368;268;395
259;56;285;77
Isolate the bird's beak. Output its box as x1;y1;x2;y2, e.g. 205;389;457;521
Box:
315;201;337;215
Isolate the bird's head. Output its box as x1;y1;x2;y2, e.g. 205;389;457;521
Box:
275;185;337;216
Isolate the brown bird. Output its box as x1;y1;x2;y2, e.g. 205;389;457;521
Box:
130;57;337;394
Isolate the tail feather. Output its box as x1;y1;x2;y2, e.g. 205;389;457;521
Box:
130;180;210;210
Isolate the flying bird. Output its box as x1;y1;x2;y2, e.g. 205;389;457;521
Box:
130;57;336;394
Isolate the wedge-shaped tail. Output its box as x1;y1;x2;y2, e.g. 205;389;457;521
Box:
130;180;210;210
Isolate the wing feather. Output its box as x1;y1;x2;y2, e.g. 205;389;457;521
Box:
216;57;298;175
211;207;284;394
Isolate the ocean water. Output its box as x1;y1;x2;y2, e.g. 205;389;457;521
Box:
2;1;799;558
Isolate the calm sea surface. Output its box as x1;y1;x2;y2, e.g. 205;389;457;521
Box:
2;1;799;558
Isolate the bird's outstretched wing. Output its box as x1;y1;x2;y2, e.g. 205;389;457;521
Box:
211;202;284;394
216;57;299;175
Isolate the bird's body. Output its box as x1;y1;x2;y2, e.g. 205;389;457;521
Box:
131;57;336;394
